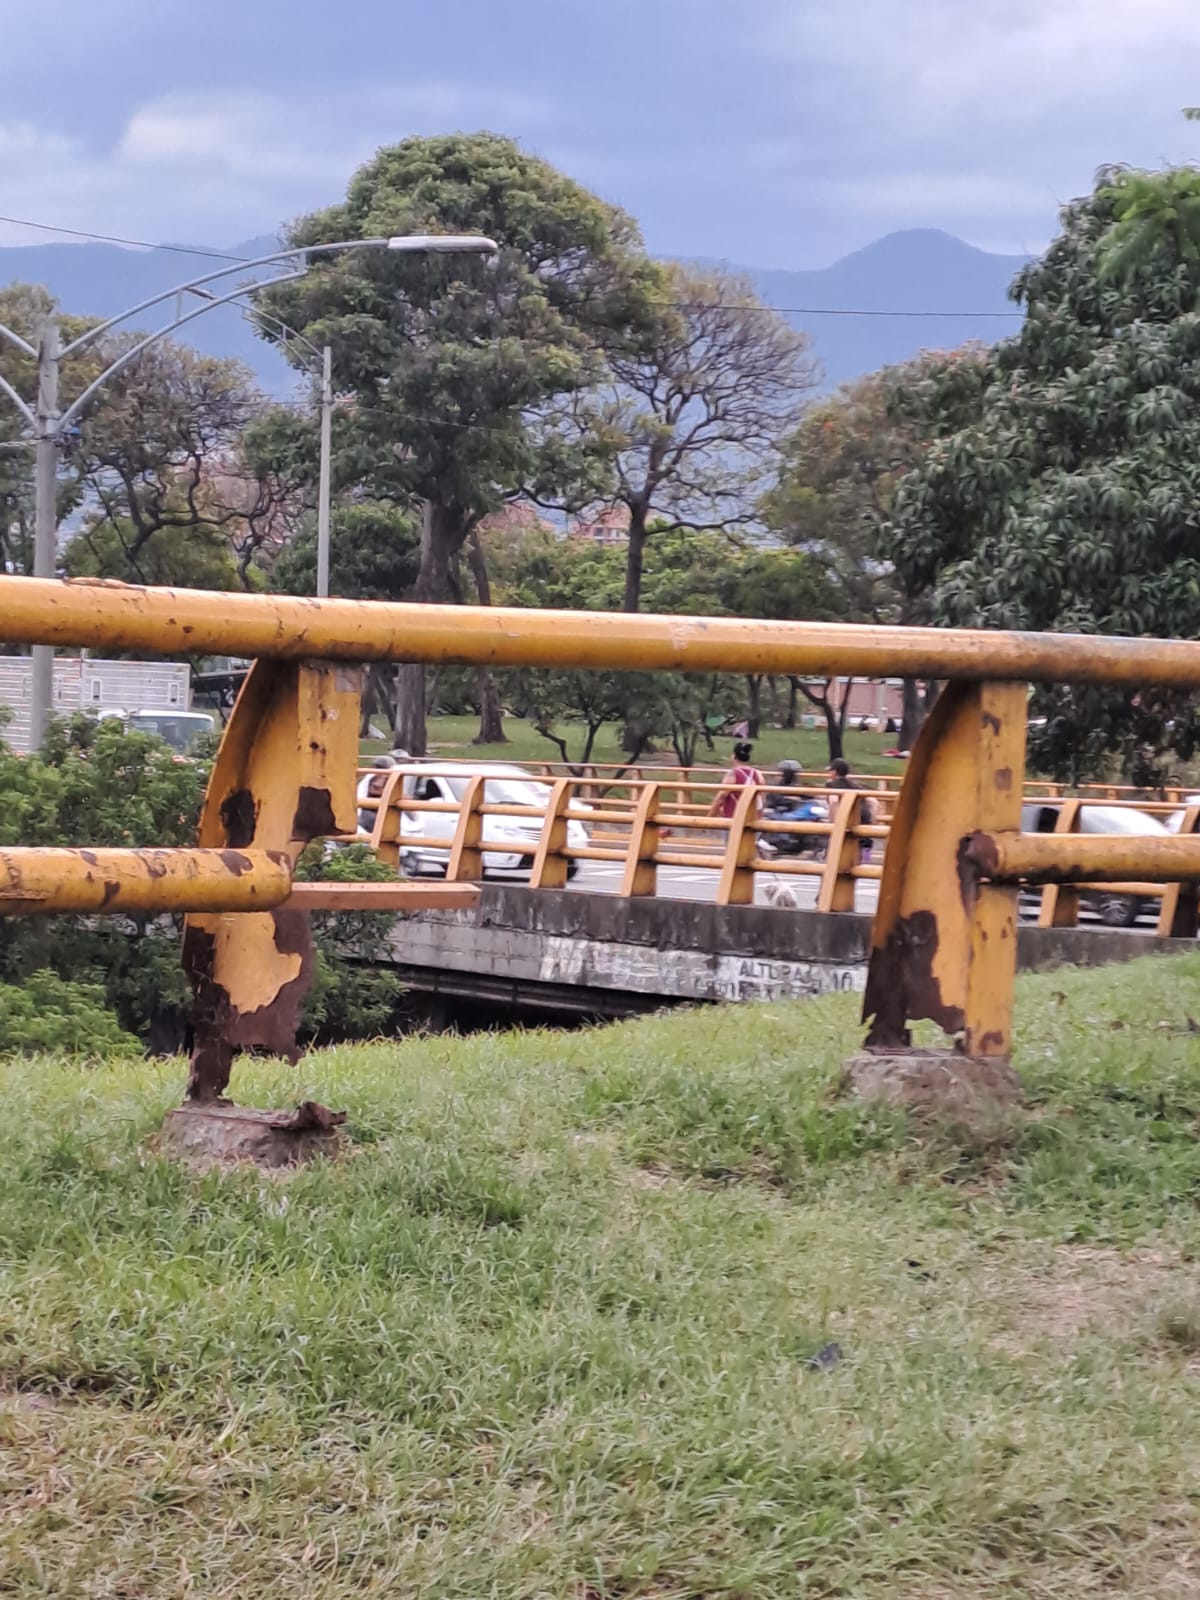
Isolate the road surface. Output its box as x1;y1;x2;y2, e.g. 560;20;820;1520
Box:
569;856;881;912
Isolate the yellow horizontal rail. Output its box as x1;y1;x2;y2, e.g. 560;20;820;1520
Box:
969;832;1200;884
0;847;292;915
9;575;1200;686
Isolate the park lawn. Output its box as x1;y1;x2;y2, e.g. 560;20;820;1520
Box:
6;955;1200;1595
366;714;905;777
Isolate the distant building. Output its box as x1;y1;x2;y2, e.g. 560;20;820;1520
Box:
570;506;630;547
477;502;556;539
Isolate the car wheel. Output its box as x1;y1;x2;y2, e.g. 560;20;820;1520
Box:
1094;892;1139;929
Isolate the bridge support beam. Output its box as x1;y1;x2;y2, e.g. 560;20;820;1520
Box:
183;657;362;1104
861;679;1028;1062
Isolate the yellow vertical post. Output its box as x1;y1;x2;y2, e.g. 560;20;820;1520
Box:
817;791;861;914
183;658;362;1102
862;679;1027;1058
447;774;487;882
620;782;661;898
371;768;407;869
1036;799;1082;929
530;778;573;889
962;682;1027;1056
716;782;760;907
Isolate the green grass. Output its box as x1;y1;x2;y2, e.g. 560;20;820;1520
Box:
7;956;1200;1595
365;714;905;776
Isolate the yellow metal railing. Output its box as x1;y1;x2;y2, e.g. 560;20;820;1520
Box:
353;767;1200;932
5;573;1200;1103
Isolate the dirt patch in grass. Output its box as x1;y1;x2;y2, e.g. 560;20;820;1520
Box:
993;1245;1194;1351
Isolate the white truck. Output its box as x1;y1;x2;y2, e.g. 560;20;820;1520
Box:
0;655;209;754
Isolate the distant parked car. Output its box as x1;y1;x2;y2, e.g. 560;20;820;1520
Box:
1020;801;1170;927
360;762;590;881
99;707;216;756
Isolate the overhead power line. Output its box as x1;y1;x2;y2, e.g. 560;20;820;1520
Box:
0;211;1025;320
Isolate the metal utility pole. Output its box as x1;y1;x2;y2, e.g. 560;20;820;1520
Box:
315;344;333;599
29;318;60;748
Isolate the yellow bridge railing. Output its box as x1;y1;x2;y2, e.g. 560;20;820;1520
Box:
353;766;1200;927
5;573;1200;1105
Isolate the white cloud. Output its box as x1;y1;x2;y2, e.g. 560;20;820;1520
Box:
0;82;549;250
775;0;1200;129
752;0;1200;254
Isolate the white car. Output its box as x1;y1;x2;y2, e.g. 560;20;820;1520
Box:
1166;796;1200;833
362;762;590;881
1021;801;1171;927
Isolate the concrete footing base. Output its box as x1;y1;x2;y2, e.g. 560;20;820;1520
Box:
159;1101;346;1169
843;1050;1023;1117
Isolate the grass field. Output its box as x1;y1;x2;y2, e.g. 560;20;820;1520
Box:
366;715;904;776
6;956;1200;1595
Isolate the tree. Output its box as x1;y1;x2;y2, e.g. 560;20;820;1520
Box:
274;500;421;736
67;341;270;586
63;511;242;590
885;169;1200;781
497;525;837;765
566;264;818;614
258;132;662;755
762;350;987;747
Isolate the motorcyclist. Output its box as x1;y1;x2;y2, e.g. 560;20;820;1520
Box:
764;760;803;815
760;760;829;856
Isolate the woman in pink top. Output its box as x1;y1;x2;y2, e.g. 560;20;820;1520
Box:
708;740;764;821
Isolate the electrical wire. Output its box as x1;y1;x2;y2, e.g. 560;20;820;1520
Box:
0;211;1025;319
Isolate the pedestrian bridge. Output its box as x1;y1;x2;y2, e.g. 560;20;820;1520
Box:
349;764;1199;1021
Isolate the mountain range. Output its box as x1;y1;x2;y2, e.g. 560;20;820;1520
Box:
0;227;1030;394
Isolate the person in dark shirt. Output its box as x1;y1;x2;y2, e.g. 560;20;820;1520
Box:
826;758;876;859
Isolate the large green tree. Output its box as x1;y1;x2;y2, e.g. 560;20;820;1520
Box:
763;350;987;746
886;171;1200;780
498;526;836;765
258;132;662;755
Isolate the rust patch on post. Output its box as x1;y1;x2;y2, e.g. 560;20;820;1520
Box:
292;785;338;841
220;788;258;848
183;909;316;1102
862;909;965;1048
100;879;120;908
993;766;1013;791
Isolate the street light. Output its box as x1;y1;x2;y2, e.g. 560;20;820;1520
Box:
0;232;497;745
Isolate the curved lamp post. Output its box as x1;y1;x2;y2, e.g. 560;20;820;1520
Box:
0;232;497;745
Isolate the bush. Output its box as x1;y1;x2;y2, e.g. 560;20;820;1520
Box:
0;970;141;1055
295;844;405;1043
0;716;405;1052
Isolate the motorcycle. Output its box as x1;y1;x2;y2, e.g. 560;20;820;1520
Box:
758;794;830;858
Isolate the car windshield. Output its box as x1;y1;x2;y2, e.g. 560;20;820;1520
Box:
444;775;549;807
127;713;214;754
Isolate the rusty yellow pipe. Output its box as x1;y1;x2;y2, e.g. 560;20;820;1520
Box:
968;832;1200;884
7;575;1200;686
0;847;292;915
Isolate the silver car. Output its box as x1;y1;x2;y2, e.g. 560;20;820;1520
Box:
1020;801;1170;927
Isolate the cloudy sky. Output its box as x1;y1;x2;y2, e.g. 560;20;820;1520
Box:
1;0;1198;267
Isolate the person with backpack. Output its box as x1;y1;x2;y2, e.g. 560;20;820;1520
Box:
708;741;764;824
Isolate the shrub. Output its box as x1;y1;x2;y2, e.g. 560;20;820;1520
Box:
0;970;140;1055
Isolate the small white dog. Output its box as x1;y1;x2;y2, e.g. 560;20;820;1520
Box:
762;878;801;909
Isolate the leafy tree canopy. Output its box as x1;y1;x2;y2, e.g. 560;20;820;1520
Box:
885;170;1200;780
